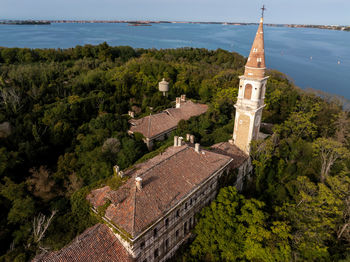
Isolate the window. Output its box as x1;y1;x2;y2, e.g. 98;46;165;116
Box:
244;84;252;100
253;48;257;52
176;210;180;218
165;239;169;249
143;259;147;262
184;222;188;234
176;229;179;238
190;199;193;206
190;217;193;228
154;249;159;258
153;228;158;237
257;57;262;62
140;241;145;249
185;203;187;210
165;218;169;228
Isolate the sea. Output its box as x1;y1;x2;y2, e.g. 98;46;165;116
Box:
0;22;349;99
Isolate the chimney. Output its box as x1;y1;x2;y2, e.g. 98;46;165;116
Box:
195;143;200;153
180;94;186;102
176;97;181;108
174;136;178;147
178;136;183;146
186;134;191;141
190;135;195;144
114;165;120;176
135;177;143;190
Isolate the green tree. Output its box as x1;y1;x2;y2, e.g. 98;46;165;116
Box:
278;175;349;260
312;137;349;183
190;186;291;261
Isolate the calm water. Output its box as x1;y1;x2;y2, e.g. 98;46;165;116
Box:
1;23;349;98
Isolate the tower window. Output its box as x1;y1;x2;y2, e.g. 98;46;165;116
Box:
165;218;169;228
244;84;252;100
257;58;262;62
153;228;158;237
154;249;159;258
253;48;258;52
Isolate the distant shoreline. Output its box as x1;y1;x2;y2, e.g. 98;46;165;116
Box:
0;19;349;31
0;20;50;25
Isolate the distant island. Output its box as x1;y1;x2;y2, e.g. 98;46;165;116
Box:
0;19;349;31
0;20;50;25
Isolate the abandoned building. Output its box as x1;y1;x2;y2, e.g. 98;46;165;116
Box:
128;95;208;149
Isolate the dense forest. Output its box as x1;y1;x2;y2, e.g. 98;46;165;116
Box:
0;44;349;261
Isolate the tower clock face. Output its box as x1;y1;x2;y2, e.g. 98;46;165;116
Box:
255;115;261;126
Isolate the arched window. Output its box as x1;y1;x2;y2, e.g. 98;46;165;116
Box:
244;84;252;100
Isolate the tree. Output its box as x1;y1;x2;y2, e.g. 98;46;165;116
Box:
27;166;56;202
8;197;35;224
278;175;349;260
32;210;57;244
312;138;349;183
333;111;350;145
275;111;317;140
190;186;291;261
101;137;121;162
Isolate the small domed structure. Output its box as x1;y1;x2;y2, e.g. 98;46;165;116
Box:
159;78;169;96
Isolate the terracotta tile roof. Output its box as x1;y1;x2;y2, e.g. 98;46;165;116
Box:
210;142;248;169
87;144;232;238
33;223;134;262
244;18;266;79
129;101;208;139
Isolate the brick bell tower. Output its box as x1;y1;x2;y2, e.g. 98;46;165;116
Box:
233;12;268;154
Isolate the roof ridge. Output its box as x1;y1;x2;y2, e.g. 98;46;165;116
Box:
131;184;137;237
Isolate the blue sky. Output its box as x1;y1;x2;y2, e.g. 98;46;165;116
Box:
1;0;349;25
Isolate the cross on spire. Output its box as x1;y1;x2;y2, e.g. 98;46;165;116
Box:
261;5;266;18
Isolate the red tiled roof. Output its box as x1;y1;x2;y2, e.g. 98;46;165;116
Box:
87;144;232;238
129;101;208;139
210;142;248;169
33;223;134;262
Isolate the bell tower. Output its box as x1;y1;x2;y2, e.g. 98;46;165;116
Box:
233;13;269;154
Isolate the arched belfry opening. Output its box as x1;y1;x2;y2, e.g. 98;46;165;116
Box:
244;84;252;100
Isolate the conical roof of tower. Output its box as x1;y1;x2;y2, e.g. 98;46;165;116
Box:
244;18;266;79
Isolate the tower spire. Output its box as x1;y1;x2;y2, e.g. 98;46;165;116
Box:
244;8;266;79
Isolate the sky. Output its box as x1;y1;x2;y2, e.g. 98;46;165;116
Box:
1;0;349;25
